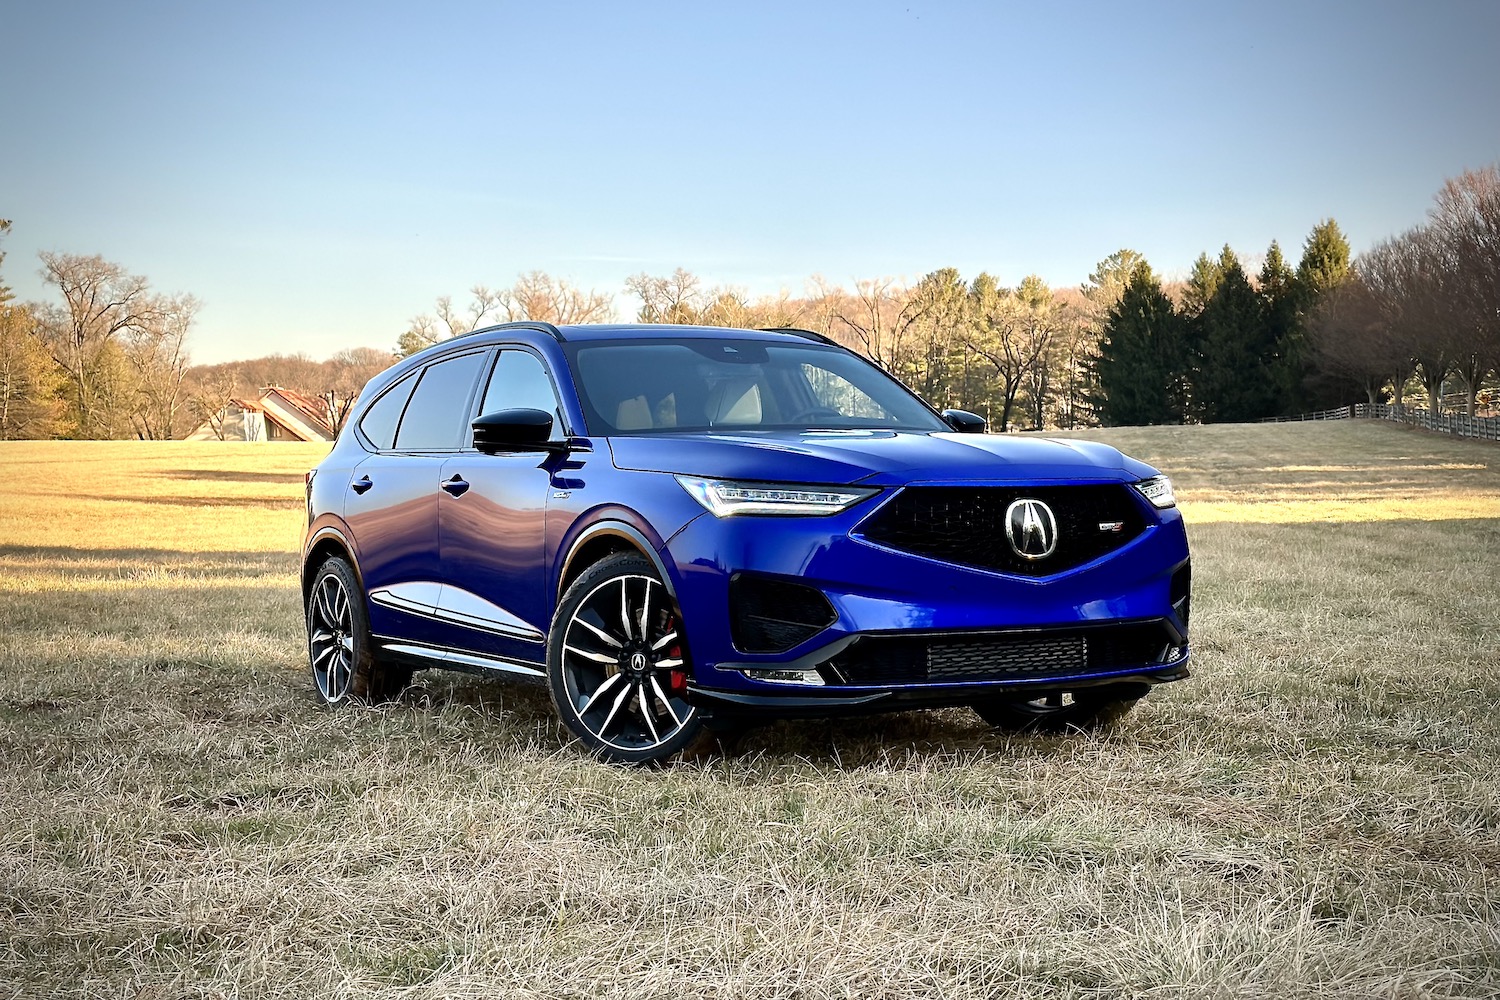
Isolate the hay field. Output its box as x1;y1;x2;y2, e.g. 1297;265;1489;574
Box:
1;423;1497;998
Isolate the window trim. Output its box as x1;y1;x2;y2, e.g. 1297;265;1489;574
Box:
353;348;493;455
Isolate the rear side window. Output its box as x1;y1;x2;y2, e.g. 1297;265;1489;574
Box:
357;372;417;450
393;352;487;451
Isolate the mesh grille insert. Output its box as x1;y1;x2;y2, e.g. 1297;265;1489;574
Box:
729;575;836;654
856;485;1147;576
822;621;1174;686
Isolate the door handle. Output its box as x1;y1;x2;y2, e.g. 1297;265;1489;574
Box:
441;475;470;498
351;475;373;495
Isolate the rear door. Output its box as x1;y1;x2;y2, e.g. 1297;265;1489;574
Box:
345;349;489;650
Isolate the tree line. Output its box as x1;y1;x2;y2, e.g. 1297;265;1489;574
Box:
1306;165;1500;417
4;162;1494;440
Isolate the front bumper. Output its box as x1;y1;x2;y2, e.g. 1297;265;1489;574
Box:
659;487;1192;709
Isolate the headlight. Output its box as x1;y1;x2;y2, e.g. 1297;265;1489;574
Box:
1133;475;1176;509
675;476;877;517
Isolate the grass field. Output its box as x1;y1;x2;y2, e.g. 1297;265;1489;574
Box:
1;422;1498;999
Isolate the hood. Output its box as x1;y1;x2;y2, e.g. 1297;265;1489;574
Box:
607;430;1152;486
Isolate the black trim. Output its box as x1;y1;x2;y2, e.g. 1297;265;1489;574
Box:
557;521;677;606
687;666;1187;718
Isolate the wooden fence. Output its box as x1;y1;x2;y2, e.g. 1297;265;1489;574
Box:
1261;404;1500;442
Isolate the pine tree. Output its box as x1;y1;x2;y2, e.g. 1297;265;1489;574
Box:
1094;261;1186;425
1195;253;1279;422
1258;241;1302;413
1293;219;1358;409
1295;219;1352;300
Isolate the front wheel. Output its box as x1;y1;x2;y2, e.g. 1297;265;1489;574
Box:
547;553;706;765
969;683;1148;734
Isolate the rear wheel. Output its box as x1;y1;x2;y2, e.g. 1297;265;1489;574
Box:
306;556;410;704
547;553;707;765
969;683;1148;734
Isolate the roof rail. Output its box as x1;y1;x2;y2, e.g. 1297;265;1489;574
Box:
462;320;566;342
760;326;838;346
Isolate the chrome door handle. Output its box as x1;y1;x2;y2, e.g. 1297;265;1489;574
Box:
441;475;470;498
351;475;373;495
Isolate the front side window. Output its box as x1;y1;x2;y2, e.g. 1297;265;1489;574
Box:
476;350;565;441
567;339;947;435
393;352;487;451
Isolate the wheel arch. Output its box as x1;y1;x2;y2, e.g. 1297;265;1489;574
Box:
556;521;677;606
302;525;365;603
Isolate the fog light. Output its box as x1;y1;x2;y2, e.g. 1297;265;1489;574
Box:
741;668;825;686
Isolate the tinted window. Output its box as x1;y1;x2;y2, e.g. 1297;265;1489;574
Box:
567;340;948;434
357;372;417;450
477;350;565;440
394;352;487;451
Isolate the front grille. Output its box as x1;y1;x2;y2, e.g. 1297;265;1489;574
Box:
729;574;837;654
856;485;1147;576
820;621;1175;686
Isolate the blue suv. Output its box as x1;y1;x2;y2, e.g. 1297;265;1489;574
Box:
303;323;1191;763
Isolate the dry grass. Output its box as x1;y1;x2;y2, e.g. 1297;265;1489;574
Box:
1;422;1498;999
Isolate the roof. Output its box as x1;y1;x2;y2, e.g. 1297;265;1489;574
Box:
265;386;333;431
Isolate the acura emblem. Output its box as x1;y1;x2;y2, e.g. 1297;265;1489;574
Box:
1005;498;1058;560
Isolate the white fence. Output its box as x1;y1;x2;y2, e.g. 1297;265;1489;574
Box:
1261;403;1500;442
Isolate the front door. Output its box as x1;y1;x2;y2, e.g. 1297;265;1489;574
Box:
437;348;569;665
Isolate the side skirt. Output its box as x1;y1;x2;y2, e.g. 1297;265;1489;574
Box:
375;636;548;686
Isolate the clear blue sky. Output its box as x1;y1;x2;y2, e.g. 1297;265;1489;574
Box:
3;0;1498;364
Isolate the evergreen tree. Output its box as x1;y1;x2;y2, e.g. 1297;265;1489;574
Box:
1093;261;1187;426
1295;219;1352;300
1258;241;1302;413
1292;218;1358;409
1182;251;1224;316
1194;254;1278;422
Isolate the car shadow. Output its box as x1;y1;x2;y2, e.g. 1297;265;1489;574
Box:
393;670;1088;772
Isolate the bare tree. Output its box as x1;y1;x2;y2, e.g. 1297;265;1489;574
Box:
36;253;166;437
834;277;932;375
1427;165;1500;415
1306;270;1402;406
123;293;198;440
322;346;395;432
967;275;1056;431
626;268;705;324
187;367;241;440
400;274;614;356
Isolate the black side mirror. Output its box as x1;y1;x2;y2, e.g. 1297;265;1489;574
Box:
941;409;987;434
472;408;559;454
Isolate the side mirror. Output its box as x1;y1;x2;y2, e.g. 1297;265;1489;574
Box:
941;408;987;434
472;408;559;454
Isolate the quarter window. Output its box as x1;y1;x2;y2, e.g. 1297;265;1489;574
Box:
357;372;417;451
394;352;487;451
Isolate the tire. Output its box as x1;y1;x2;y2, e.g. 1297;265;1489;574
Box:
306;556;410;705
547;552;709;765
969;683;1149;734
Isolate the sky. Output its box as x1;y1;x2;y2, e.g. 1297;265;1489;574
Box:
3;0;1499;365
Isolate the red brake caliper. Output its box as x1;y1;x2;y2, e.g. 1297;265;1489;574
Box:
665;614;687;693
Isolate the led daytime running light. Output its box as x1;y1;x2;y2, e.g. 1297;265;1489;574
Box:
676;476;876;517
1133;475;1177;509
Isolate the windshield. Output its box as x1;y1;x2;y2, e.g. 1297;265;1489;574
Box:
565;339;950;435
